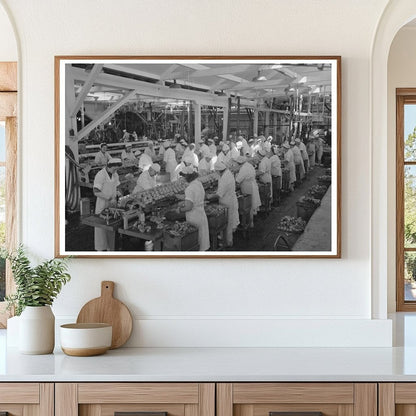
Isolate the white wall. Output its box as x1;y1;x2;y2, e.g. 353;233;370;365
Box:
387;26;416;312
0;0;394;347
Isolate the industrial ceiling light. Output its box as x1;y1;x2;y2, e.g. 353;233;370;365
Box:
169;80;182;89
216;90;226;96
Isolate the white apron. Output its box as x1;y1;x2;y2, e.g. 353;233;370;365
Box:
217;169;240;245
93;168;120;251
185;180;210;251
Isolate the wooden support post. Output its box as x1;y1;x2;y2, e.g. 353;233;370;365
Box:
273;112;278;139
222;105;228;141
226;97;232;139
236;96;241;136
265;110;270;137
253;108;259;136
194;101;201;144
187;102;192;141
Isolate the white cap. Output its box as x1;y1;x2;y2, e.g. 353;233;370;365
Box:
108;158;122;166
214;160;227;171
150;163;161;173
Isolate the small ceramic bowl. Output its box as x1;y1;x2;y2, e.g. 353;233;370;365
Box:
60;323;112;356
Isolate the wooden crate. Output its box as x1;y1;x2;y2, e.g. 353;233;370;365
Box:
296;202;318;221
163;229;199;251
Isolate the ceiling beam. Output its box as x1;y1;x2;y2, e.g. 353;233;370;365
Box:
70;67;229;107
70;64;103;117
164;64;253;80
75;89;138;141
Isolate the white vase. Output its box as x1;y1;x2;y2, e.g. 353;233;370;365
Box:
19;306;55;354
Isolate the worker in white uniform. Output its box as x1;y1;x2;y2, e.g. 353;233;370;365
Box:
208;160;240;247
163;143;178;180
93;158;122;251
198;147;214;175
283;142;296;191
176;165;210;251
122;130;130;142
198;140;211;160
291;140;305;183
133;163;160;193
230;141;240;161
307;138;316;168
257;148;273;199
181;143;199;167
216;143;231;166
208;138;217;157
316;137;325;166
235;155;261;228
171;154;194;182
94;143;111;166
297;138;309;175
138;147;154;171
121;143;136;164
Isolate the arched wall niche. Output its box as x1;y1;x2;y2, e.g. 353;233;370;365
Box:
371;0;416;318
0;0;18;61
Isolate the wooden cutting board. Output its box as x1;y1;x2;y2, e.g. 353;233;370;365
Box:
76;281;133;349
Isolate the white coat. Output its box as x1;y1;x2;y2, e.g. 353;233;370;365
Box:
93;168;120;251
185;179;210;251
133;170;156;193
138;153;153;171
269;155;282;177
217;169;239;245
284;149;296;184
235;162;261;216
163;148;177;176
94;151;111;165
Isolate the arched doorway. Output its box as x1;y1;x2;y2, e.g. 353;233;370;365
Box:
371;1;416;319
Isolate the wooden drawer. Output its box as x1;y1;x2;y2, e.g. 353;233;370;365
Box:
0;383;53;415
217;383;377;416
56;383;215;416
379;383;416;416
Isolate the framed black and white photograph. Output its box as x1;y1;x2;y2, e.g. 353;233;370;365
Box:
55;56;341;258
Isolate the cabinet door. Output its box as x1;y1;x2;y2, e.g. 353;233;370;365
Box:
217;383;377;416
379;383;416;416
0;383;53;416
55;383;215;416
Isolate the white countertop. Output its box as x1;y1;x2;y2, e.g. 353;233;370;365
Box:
3;313;416;382
2;346;416;382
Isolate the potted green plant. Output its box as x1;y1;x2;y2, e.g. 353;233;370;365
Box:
4;246;71;354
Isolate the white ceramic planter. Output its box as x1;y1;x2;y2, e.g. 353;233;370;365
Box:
19;306;55;354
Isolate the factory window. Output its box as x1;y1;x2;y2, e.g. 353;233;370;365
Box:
0;62;17;326
397;90;416;311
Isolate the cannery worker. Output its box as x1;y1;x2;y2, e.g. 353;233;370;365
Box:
307;138;316;168
94;143;111;166
198;147;214;175
208;138;217;157
230;141;240;161
316;136;325;166
208;160;239;247
257;148;272;193
138;147;154;171
291;140;305;183
181;143;199;167
216;143;231;166
163;142;177;179
175;138;187;159
235;155;261;228
121;143;136;163
133;163;160;193
93;158;122;251
177;165;210;251
283;142;296;192
270;145;282;207
198;139;210;159
171;153;195;182
297;138;309;175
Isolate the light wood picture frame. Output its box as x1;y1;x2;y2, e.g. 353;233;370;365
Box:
55;56;341;258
